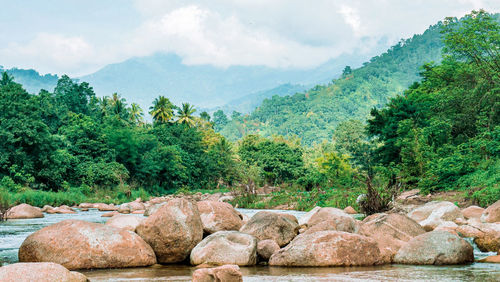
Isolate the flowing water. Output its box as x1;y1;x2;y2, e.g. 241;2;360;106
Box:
1;208;499;281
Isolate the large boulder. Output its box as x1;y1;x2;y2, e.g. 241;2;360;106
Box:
78;203;95;209
105;214;144;232
394;230;474;265
481;200;500;223
478;255;500;263
190;231;257;266
407;201;463;231
95;203;118;211
269;231;381;266
240;211;299;247
136;198;203;263
197;201;243;234
462;206;485;219
257;239;280;261
298;206;321;226
18;220;156;270
6;204;43;219
0;262;87;282
358;213;425;262
473;223;500;252
144;203;165;216
192;265;243;282
307;207;356;233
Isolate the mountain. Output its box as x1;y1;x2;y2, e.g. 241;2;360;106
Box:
206;83;309;115
78;48;386;112
217;23;445;144
0;67;58;94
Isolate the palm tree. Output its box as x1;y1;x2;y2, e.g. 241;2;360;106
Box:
129;103;144;125
149;96;174;123
176;103;197;127
111;93;127;116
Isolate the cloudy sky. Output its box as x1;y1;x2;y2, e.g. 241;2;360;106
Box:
0;0;499;76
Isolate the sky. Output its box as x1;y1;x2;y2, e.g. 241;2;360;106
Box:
0;0;499;77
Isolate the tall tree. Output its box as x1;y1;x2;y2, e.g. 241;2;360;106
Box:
176;102;197;127
149;96;174;124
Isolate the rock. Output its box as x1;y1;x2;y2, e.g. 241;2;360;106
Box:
132;210;145;214
197;201;243;234
136;198;203;263
192;265;243;282
257;239;280;261
456;225;484;238
277;213;298;224
80;208;89;212
218;195;234;202
144;203;166;216
481;200;500;223
105;214;144;232
0;262;87;282
397;189;420;200
407;201;463;231
240;211;299;247
454;217;467;225
120;201;145;213
18;219;156;270
41;205;54;212
298;206;321;226
95;203;118;211
53;206;76;214
462;206;485;219
190;231;257;266
358;213;425;263
302;220;344;235
434;221;459;235
6;204;44;219
343;206;357;214
307;207;356;233
101;211;119;217
393;230;474;265
269;231;381;266
478;255;500;263
78;203;95;209
473;223;500;252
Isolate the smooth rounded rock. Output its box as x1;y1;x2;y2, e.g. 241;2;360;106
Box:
192;265;243;282
269;231;381;266
481;200;500;223
407;201;463;231
298;206;321;226
257;239;280;261
394;230;474;265
6;204;43;219
105;214;144;232
136;198;203;264
307;207;356;233
240;211;299;247
358;213;425;262
190;231;257;266
18;219;156;270
462;206;485;219
197;201;243;234
0;262;87;282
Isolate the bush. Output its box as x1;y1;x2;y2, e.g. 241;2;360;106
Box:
471;186;500;207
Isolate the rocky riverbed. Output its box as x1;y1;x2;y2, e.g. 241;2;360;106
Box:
1;196;499;281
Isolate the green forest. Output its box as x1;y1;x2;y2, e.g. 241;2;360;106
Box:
0;10;498;212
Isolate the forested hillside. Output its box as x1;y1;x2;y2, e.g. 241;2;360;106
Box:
216;22;444;144
0;67;58;94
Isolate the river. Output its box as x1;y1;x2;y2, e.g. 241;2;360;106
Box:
1;208;499;281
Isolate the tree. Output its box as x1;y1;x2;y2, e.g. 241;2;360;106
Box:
54;75;95;115
200;111;211;121
213;110;228;131
342;65;352;76
149;96;174;124
129;103;144;125
176;103;196;127
110;93;127;117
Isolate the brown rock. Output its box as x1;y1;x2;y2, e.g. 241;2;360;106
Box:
307;207;356;233
197;201;243;234
298;206;321;226
434;221;459;235
144;203;166;216
478;255;500;263
192;265;243;282
407;201;463;231
344;206;357;214
462;206;485;219
456;225;484;238
269;231;381;266
136;198;203;263
53;206;76;214
18;219;156;270
394;230;474;265
0;262;87;282
240;211;299;247
190;231;257;266
78;203;95;209
358;213;425;263
302;220;344;235
101;211;119;217
481;200;500;223
132;210;145;214
473;223;500;252
105;214;144;232
6;204;44;219
95;203;118;211
41;205;54;212
257;239;280;261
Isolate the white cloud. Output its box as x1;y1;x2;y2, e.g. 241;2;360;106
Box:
1;0;499;75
